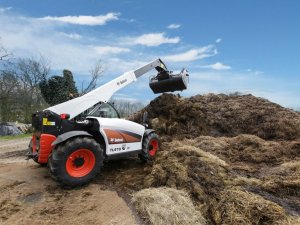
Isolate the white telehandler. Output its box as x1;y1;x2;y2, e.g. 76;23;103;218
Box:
27;58;189;187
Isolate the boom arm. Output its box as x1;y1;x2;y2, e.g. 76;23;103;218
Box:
46;58;168;119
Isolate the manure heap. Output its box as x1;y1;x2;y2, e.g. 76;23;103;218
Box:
129;93;300;225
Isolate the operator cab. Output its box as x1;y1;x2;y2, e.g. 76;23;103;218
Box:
87;102;120;118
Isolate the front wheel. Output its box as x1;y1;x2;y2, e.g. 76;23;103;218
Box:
139;132;160;162
48;137;103;187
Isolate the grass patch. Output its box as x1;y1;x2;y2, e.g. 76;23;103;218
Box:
0;133;31;140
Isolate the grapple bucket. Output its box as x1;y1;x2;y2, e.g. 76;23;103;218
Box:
149;69;189;94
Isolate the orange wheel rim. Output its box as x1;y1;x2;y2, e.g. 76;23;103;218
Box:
149;140;158;157
66;149;95;178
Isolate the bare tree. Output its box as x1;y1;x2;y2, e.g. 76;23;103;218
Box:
16;56;50;122
0;70;20;121
0;56;51;122
0;38;12;61
17;56;50;89
81;59;104;95
111;98;145;118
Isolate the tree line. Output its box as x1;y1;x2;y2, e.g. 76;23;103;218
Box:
0;42;144;123
0;41;102;123
111;98;145;118
0;55;50;123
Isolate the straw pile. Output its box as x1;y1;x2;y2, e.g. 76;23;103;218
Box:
132;187;206;225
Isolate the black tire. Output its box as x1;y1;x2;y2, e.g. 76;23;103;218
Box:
33;157;47;167
28;140;47;167
47;154;57;181
48;137;104;188
139;132;160;162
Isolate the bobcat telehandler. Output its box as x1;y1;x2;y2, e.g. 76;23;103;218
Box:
27;58;189;187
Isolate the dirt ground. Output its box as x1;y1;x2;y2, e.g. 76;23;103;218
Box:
0;137;139;225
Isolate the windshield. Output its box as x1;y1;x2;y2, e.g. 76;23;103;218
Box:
88;103;119;118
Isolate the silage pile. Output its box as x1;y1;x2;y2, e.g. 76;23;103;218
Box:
129;94;300;225
130;93;300;140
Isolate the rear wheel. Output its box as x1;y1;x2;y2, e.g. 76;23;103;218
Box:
48;137;103;187
139;132;159;162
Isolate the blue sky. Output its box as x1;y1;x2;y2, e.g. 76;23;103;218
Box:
0;0;299;109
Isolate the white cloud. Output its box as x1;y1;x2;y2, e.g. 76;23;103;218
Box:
59;32;82;40
247;69;264;75
111;93;141;103
104;58;149;74
167;24;181;29
128;33;180;46
164;45;217;62
0;11;157;76
94;46;130;55
39;12;120;26
0;13;132;73
215;38;222;43
201;62;231;70
0;7;12;12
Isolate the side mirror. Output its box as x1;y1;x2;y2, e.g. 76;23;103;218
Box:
142;111;149;128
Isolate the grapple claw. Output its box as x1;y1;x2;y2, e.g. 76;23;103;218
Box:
149;69;189;94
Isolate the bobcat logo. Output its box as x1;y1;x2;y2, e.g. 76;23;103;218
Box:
110;138;124;143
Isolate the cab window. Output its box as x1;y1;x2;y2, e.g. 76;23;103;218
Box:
88;103;119;118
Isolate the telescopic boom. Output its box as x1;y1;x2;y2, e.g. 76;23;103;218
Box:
47;59;172;119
